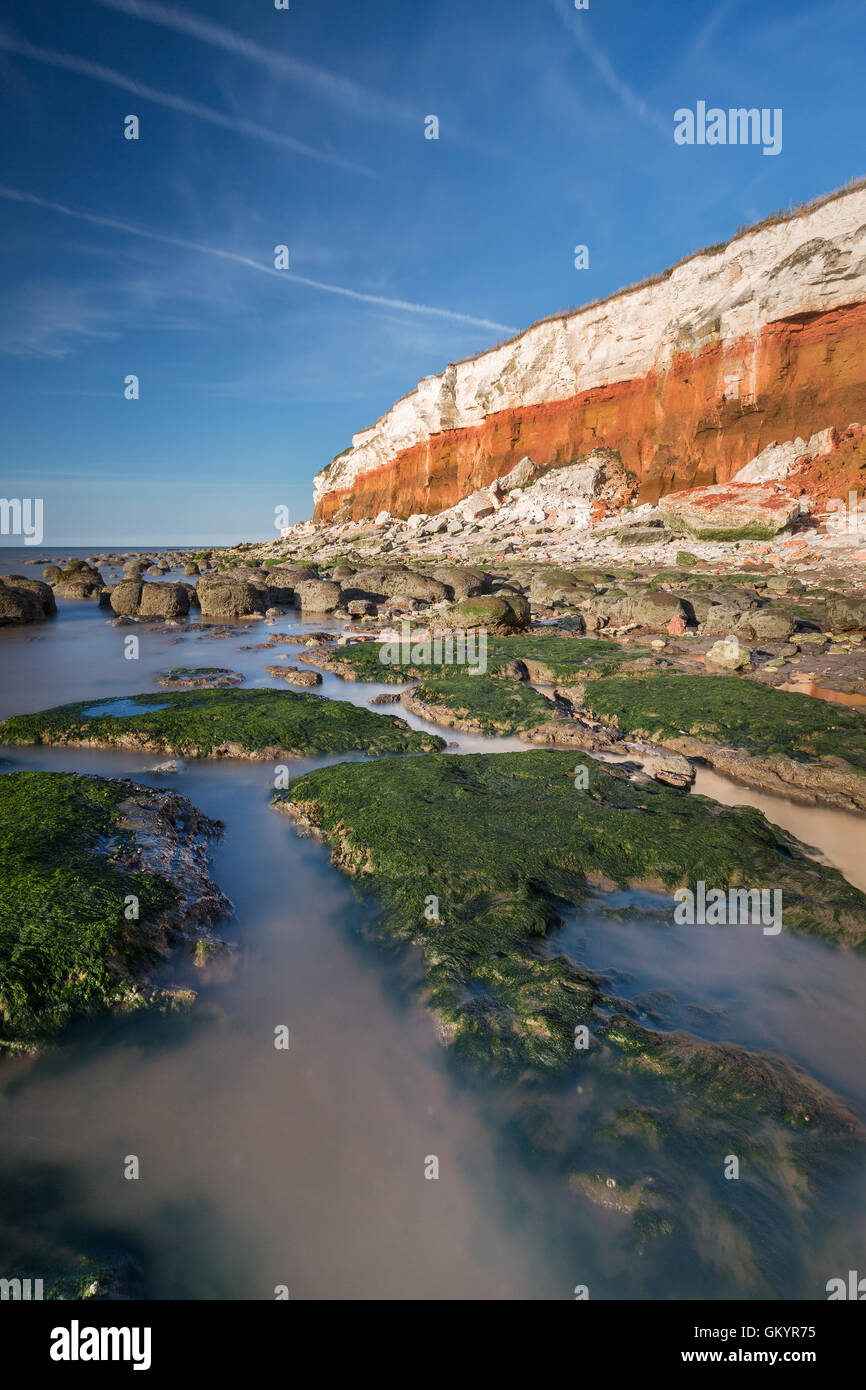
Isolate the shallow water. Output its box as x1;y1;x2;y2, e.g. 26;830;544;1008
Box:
82;699;172;718
1;561;864;1299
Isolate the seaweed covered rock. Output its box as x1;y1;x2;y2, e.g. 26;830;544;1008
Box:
0;688;444;759
579;671;866;812
438;593;530;634
529;569;592;605
401;673;557;736
0;770;230;1050
275;749;866;1286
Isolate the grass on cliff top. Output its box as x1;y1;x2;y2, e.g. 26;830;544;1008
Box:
0;689;443;758
330;633;649;684
581;672;866;773
0;772;177;1049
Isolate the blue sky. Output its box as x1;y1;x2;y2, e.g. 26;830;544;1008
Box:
0;0;863;546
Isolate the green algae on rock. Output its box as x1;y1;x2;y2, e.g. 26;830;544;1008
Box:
401;672;558;735
277;751;866;1063
0;771;230;1051
274;749;865;1284
156;666;244;688
308;633;654;686
0;689;444;759
579;671;866;811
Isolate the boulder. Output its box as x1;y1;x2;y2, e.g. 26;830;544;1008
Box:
458;489;496;521
138;582;190;619
496;456;539;492
109;578;144;617
196;577;267;619
295;578;342;613
614;523;674;546
0;586;44;624
706;637;752;670
380;570;450;603
530;570;593;605
43;564;62;581
266;563;319;585
733;428;834;484
264;579;296;605
702;602;757;636
347;599;377;617
0;575;56;616
54;576;103;599
659;483;801;540
0;576;56;624
590;587;688;629
265;664;322;688
731;608;795;643
438;593;530;634
343;567;395;593
826;594;866;632
643;750;695;789
430;566;490;600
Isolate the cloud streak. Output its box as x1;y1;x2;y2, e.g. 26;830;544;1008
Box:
550;0;668;135
0;186;517;334
0;32;370;173
92;0;418;126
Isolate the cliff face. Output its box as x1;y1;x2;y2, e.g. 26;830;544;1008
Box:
313;186;866;522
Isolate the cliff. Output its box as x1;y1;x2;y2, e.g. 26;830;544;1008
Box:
313;183;866;522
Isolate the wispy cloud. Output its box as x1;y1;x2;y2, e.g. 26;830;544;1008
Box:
0;187;518;334
550;0;668;135
92;0;418;126
0;32;370;173
0;281;120;358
